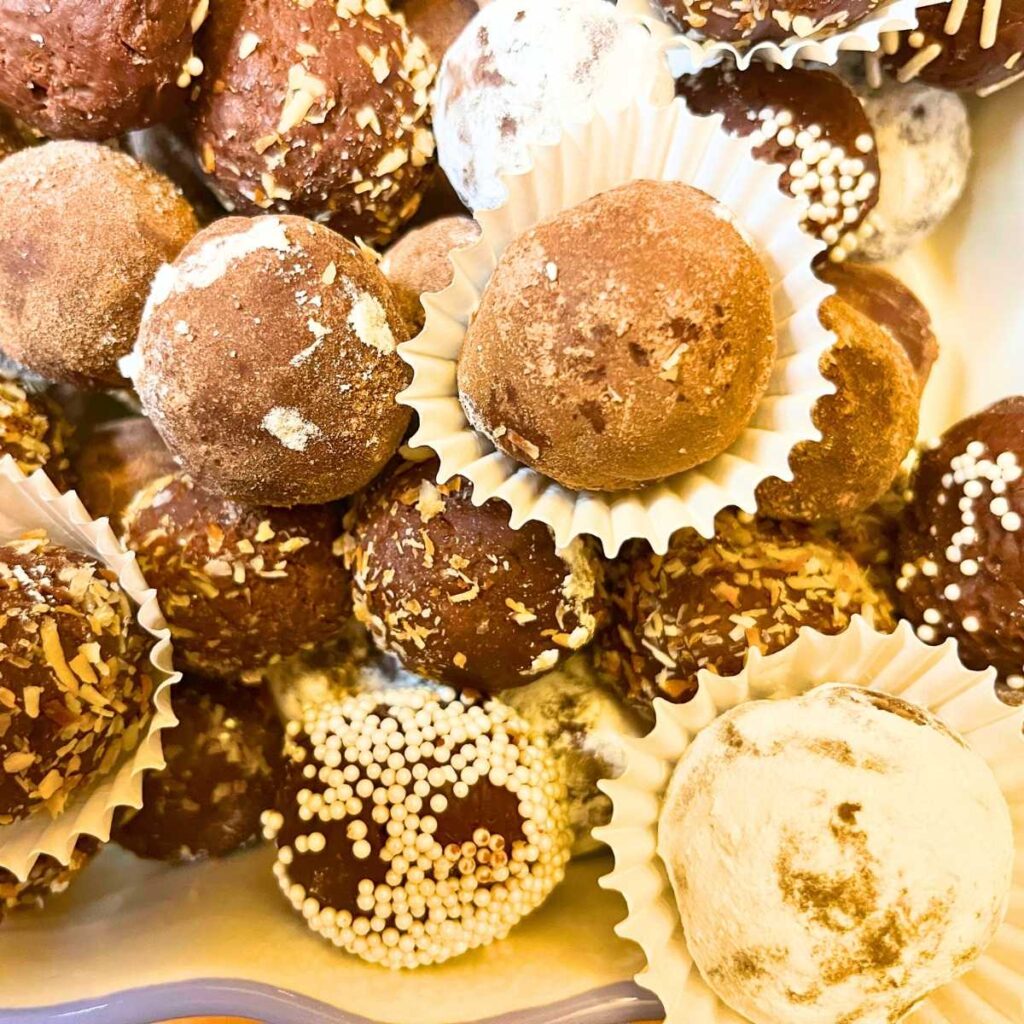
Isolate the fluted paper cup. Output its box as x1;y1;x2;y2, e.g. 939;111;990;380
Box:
595;616;1024;1024
399;96;835;557
0;458;179;880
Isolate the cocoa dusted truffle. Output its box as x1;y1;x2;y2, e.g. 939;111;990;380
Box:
344;459;606;692
190;0;436;245
0;838;99;913
458;181;776;492
121;472;352;683
678;62;879;260
0;0;207;140
133;215;411;507
0;533;155;823
113;677;283;862
380;215;480;333
261;687;571;968
603;511;895;708
0;380;73;488
754;294;921;522
897;398;1024;701
0;141;198;389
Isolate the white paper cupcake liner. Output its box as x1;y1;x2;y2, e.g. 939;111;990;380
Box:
595;616;1024;1024
0;457;179;880
399;96;835;556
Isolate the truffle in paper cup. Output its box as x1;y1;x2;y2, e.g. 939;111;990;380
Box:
0;457;178;880
399;95;835;556
596;616;1024;1024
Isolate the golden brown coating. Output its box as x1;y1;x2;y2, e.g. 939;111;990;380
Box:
0;141;198;389
601;510;895;708
755;296;921;522
0;838;99;912
343;459;606;692
0;380;74;488
380;214;480;333
457;181;776;492
133;215;412;508
190;0;436;246
0;533;155;823
121;473;352;683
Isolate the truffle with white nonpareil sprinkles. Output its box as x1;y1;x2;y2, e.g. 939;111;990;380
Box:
262;687;571;968
897;397;1024;702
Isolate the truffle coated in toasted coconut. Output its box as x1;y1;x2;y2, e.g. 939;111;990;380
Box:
0;379;74;489
132;215;411;507
659;685;1014;1024
0;838;100;912
120;472;352;683
0;141;198;390
0;533;155;823
0;0;208;140
261;686;572;968
601;510;895;709
190;0;436;246
343;458;607;692
456;181;776;492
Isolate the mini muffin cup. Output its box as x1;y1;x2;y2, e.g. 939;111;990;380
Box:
595;616;1024;1024
0;457;179;880
398;96;835;557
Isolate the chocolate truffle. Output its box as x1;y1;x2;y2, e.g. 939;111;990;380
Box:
603;510;895;707
0;379;74;487
0;109;36;161
657;0;880;43
0;0;207;140
133;215;411;507
190;0;436;245
0;141;198;389
397;0;479;63
380;215;480;333
121;472;352;683
262;687;571;968
505;654;645;856
344;459;606;691
113;677;283;862
755;295;921;522
897;398;1024;696
0;838;99;912
660;685;1014;1024
458;181;776;492
883;0;1024;96
0;533;154;823
679;62;879;260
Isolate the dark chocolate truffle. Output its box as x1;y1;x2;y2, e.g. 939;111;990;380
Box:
679;62;879;260
380;215;480;333
190;0;436;245
657;0;881;43
133;215;411;507
897;398;1024;699
602;510;895;708
457;180;776;492
0;379;74;487
121;472;352;683
0;0;207;139
113;677;283;862
397;0;479;62
0;141;198;388
344;459;606;692
262;687;571;967
0;838;100;912
754;295;921;522
0;533;154;823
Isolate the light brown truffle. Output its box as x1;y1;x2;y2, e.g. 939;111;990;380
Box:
457;181;776;492
0;379;73;488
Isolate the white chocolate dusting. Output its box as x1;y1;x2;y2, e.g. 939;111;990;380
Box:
347;291;396;354
261;406;323;451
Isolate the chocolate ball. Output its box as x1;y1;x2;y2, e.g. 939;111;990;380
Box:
755;295;921;522
0;534;155;823
190;0;436;246
344;458;606;692
133;215;411;507
0;838;100;912
884;0;1024;95
380;215;480;333
657;0;880;43
897;397;1024;697
602;510;896;708
678;62;879;259
0;0;206;140
0;141;198;389
0;379;73;488
113;677;283;862
458;180;776;492
397;0;479;62
262;687;571;968
0;108;36;162
121;472;351;683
